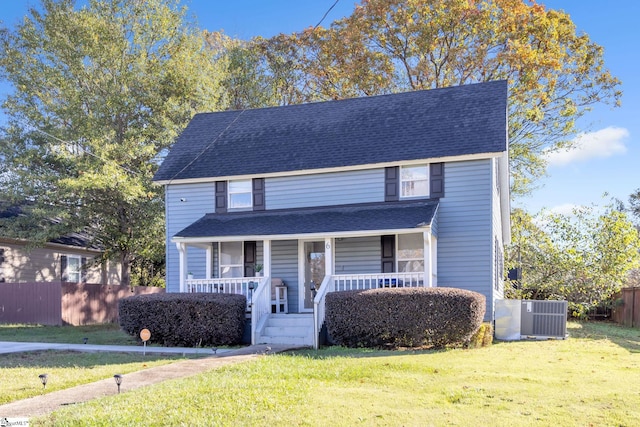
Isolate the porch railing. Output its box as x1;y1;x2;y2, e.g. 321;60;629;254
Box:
332;272;429;291
313;272;432;349
185;277;262;297
251;277;271;345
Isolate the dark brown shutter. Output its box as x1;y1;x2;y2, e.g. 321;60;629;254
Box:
385;166;399;202
244;241;257;277
253;178;265;211
381;235;395;273
81;257;87;284
430;163;445;198
61;255;68;282
215;181;227;213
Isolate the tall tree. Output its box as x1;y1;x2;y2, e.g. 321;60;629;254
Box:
257;0;621;194
0;0;227;285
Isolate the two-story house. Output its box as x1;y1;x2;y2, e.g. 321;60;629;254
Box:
153;80;510;348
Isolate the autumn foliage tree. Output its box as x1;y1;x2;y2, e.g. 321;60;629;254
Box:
248;0;621;194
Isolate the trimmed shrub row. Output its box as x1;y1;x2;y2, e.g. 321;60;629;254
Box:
325;287;485;349
119;293;246;347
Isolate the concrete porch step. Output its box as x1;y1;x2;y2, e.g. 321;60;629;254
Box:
257;313;314;347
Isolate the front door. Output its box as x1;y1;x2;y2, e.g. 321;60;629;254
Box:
300;241;326;311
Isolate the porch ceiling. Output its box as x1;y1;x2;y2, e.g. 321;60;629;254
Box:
174;200;438;240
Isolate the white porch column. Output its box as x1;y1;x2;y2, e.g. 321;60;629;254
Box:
424;231;433;287
206;244;213;279
176;242;187;292
325;237;334;275
263;239;271;278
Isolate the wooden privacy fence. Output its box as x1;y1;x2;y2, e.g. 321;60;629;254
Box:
612;287;640;328
0;282;164;326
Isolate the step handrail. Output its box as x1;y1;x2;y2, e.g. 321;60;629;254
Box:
312;275;334;349
251;276;271;345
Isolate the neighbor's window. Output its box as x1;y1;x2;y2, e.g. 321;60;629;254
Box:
228;179;252;209
397;233;424;273
66;255;82;283
219;242;243;278
400;165;429;198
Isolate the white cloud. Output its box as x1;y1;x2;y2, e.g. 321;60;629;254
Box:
545;126;629;167
548;203;583;216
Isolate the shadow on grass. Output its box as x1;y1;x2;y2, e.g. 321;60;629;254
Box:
289;344;450;361
567;320;640;353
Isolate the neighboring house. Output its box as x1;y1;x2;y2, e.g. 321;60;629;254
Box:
153;80;510;348
0;207;121;285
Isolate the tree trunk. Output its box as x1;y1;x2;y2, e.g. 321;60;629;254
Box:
120;252;132;287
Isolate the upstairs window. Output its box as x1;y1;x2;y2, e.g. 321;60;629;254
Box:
400;165;429;198
228;179;252;209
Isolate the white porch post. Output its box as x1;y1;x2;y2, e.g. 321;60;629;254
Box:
206;244;213;279
263;239;271;277
424;231;433;287
176;242;187;292
325;237;334;275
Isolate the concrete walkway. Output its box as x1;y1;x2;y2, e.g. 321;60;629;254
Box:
0;343;300;419
0;341;232;355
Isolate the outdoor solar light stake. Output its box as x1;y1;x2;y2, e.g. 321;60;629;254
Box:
39;373;48;390
114;374;123;394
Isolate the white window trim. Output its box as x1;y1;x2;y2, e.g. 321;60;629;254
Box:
66;254;82;283
228;179;252;210
400;164;429;199
218;241;244;278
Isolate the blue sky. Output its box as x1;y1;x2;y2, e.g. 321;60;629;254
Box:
1;0;638;214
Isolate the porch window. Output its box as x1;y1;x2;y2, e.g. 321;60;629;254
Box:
397;233;424;272
400;165;429;198
219;241;243;278
228;179;252;209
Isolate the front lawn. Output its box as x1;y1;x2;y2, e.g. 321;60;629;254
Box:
32;321;640;426
0;323;137;345
0;351;194;405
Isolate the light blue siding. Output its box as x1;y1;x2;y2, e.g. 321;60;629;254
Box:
335;237;381;274
272;240;298;312
437;159;493;319
265;169;384;210
165;182;215;292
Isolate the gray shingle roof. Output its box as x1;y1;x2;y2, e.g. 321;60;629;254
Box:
174;200;439;239
154;80;507;182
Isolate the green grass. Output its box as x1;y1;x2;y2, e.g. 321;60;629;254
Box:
0;323;137;345
0;350;194;405
29;321;640;426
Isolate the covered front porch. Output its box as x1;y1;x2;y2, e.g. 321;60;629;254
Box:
172;200;439;348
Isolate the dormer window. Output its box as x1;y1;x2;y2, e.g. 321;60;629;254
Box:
228;179;252;209
400;165;429;198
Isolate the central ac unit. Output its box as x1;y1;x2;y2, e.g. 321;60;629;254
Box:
495;299;567;340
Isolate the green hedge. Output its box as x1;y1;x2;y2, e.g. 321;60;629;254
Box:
325;287;485;348
119;293;246;347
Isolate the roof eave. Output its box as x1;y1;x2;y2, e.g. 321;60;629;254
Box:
153;151;506;186
171;226;433;244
